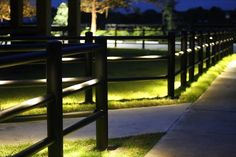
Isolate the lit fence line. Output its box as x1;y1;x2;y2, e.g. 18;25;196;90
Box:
0;40;108;156
0;31;234;100
0;30;234;156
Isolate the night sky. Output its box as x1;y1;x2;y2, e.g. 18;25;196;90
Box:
52;0;236;11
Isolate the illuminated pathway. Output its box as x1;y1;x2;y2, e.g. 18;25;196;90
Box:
145;61;236;157
0;103;190;144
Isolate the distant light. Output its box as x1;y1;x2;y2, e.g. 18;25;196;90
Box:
0;80;15;85
136;55;161;59
194;46;201;51
210;43;215;46
107;56;123;60
36;79;46;83
179;51;184;54
202;44;207;48
62;77;79;82
62;57;77;61
225;13;230;19
175;53;180;56
187;49;192;53
209;36;213;40
107;40;123;44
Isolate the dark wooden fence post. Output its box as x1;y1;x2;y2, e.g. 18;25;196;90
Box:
114;24;118;48
212;32;216;65
227;32;230;55
95;37;108;150
230;32;234;54
142;28;145;49
198;32;203;75
46;41;63;157
216;32;220;62
223;32;226;56
206;32;211;69
168;32;176;98
224;32;228;56
180;31;187;88
85;32;93;103
189;31;195;82
219;32;223;59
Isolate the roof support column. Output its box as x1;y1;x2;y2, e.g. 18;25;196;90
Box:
68;0;81;39
10;0;23;30
36;0;51;36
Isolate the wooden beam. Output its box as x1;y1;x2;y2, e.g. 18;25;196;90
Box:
10;0;23;29
36;0;51;36
68;0;81;38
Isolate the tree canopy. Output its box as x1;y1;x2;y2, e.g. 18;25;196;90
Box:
0;0;36;22
0;0;11;21
81;0;131;34
145;0;177;31
81;0;131;15
53;2;68;26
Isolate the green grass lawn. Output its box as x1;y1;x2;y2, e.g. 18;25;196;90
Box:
0;48;235;116
0;49;170;111
0;133;164;157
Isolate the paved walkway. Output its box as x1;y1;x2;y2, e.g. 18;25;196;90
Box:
145;61;236;157
0;103;190;145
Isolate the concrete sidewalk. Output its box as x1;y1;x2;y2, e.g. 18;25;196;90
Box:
0;103;190;145
145;61;236;157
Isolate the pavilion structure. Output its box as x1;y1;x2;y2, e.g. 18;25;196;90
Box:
6;0;81;36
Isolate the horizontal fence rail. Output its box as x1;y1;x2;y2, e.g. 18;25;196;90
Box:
0;40;108;156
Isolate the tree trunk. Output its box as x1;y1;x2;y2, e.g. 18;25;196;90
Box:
91;0;97;35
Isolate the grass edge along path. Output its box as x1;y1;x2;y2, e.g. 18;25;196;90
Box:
0;133;164;157
179;54;236;103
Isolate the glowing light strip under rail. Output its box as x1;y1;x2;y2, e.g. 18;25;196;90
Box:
63;79;99;96
107;55;164;61
0;77;92;86
0;95;52;122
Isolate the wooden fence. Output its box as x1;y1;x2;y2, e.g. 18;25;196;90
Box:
0;40;108;156
0;30;234;156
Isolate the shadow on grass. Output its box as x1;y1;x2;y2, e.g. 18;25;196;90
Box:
0;133;164;157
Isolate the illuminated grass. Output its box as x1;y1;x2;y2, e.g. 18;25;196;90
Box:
179;54;236;102
0;133;164;157
0;48;169;113
0;50;235;115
